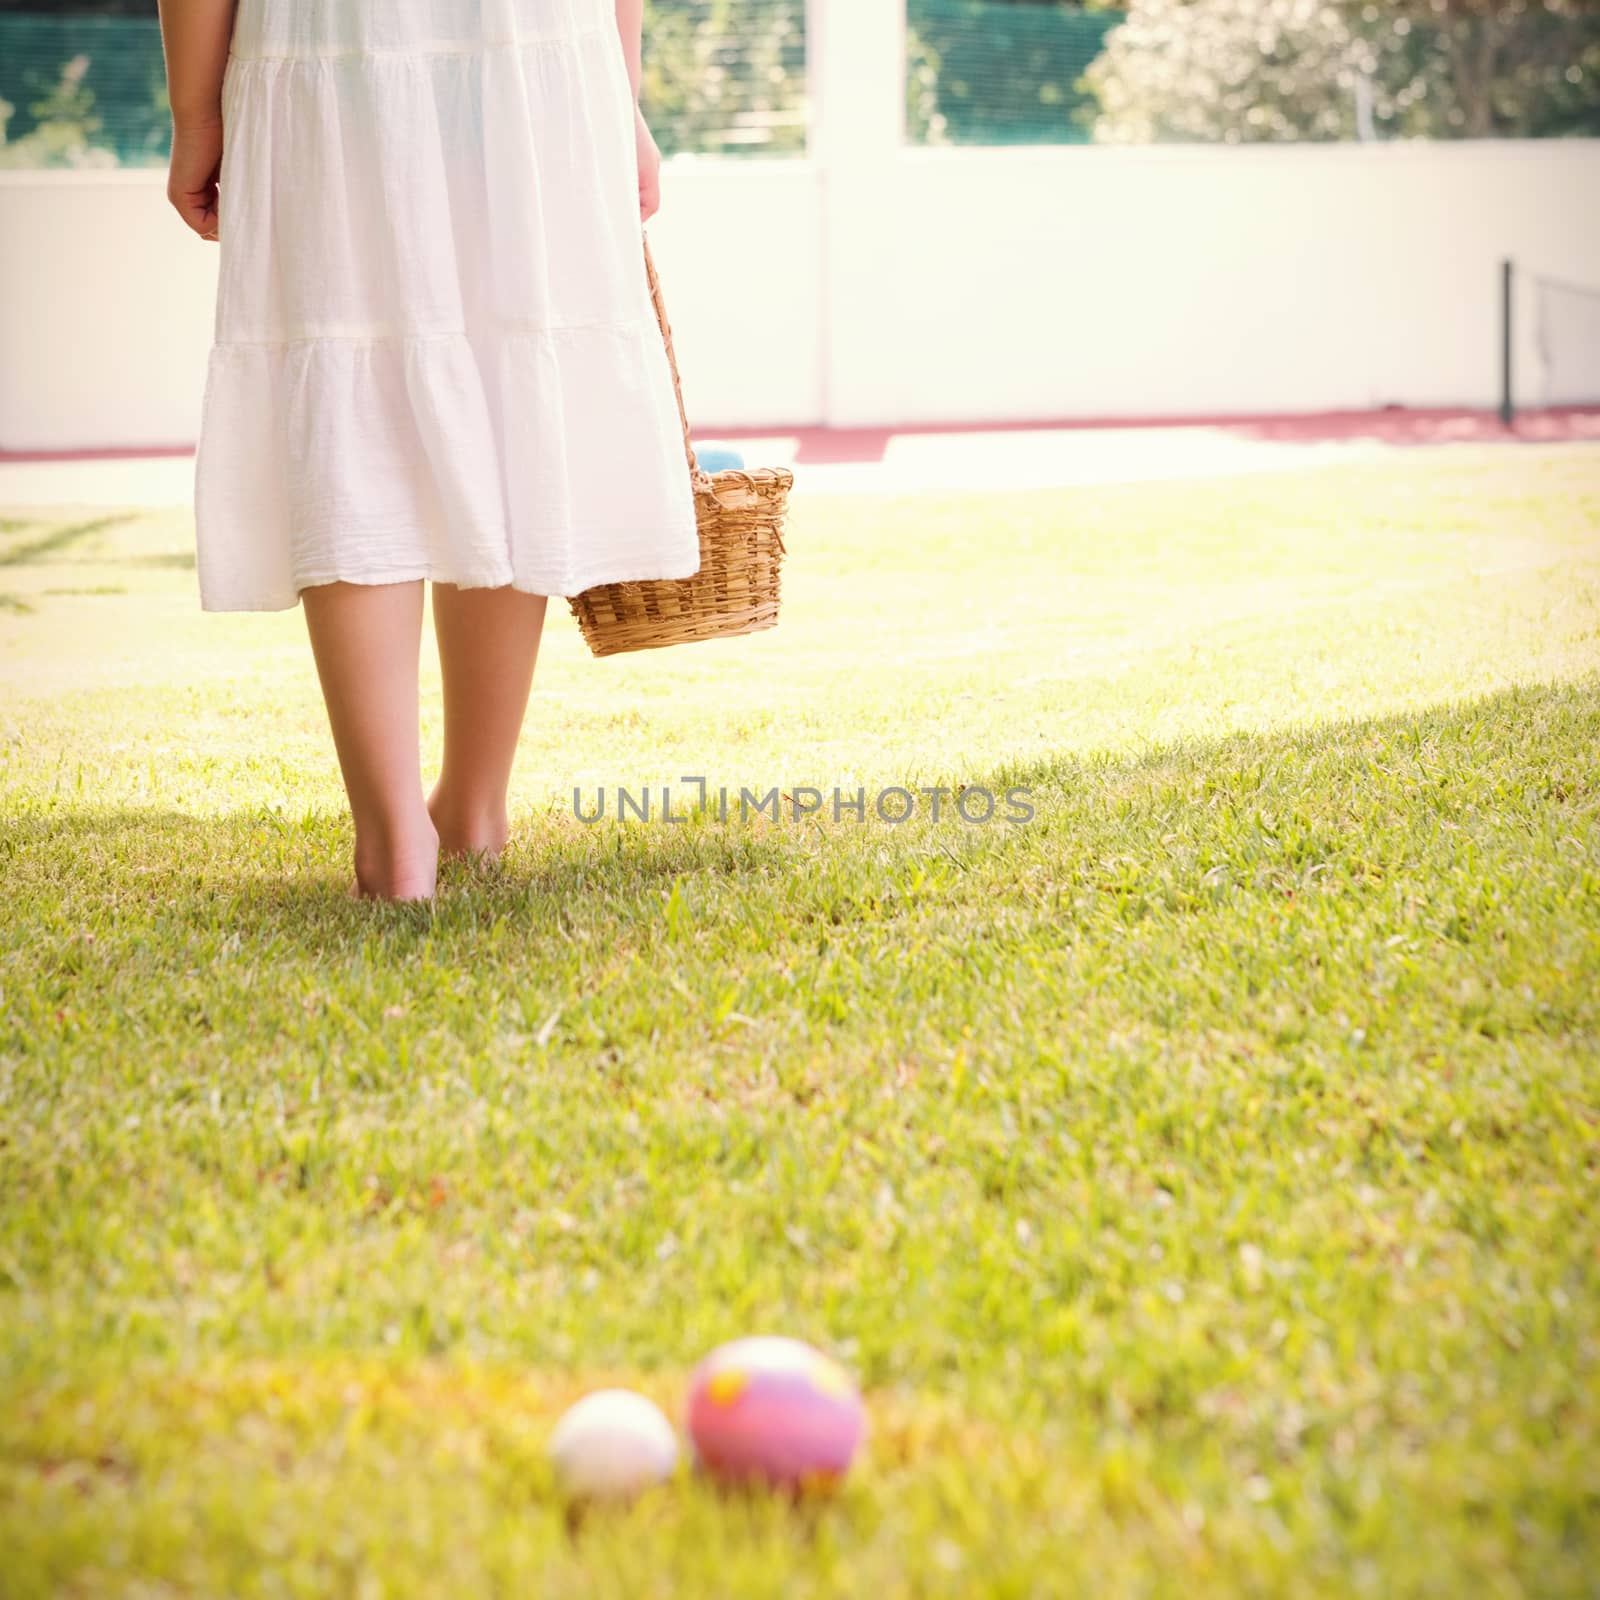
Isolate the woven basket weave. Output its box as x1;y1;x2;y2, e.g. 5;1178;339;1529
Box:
567;236;792;657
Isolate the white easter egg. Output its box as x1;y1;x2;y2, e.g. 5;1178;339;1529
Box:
548;1388;679;1501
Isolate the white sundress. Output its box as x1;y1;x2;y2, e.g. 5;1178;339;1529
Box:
193;0;701;612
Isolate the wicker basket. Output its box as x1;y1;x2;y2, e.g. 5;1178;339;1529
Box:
567;236;792;657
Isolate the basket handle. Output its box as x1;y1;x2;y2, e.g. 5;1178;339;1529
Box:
643;233;714;492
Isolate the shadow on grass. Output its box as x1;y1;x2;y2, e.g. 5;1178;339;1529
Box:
5;674;1596;962
4;801;786;951
0;514;136;568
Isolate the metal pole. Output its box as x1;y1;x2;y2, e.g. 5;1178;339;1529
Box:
1500;258;1515;429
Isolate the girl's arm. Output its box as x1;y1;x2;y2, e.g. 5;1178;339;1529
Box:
157;0;237;238
158;0;235;126
613;0;645;104
614;0;663;222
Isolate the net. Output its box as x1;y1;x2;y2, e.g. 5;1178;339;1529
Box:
0;1;808;167
0;13;170;167
640;0;806;157
907;0;1121;147
1534;274;1600;408
5;2;1597;165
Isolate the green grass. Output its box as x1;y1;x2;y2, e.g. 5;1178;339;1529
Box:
2;446;1598;1597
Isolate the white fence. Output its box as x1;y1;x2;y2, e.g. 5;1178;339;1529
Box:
1;2;1597;452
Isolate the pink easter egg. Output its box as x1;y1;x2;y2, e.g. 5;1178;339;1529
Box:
686;1336;865;1489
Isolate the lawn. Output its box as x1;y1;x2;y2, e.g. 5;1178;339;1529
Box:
1;445;1598;1597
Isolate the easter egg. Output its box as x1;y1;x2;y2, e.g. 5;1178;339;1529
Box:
694;442;747;473
686;1336;865;1489
548;1389;679;1501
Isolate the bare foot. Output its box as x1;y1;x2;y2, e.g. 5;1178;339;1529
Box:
428;789;510;864
353;823;440;901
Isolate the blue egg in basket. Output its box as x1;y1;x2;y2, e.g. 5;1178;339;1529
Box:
694;442;747;473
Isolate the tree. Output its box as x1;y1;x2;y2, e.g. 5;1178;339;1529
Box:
0;4;171;166
0;53;119;169
1081;0;1600;143
641;0;806;156
0;1;809;163
906;1;1123;146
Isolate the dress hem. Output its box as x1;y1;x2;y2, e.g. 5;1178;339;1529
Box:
197;541;704;614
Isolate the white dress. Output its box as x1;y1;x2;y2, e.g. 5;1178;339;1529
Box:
194;0;701;612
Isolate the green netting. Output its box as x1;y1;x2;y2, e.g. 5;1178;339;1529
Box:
4;3;1594;167
908;1;1122;146
0;2;811;167
0;2;1121;166
641;0;807;157
0;13;172;167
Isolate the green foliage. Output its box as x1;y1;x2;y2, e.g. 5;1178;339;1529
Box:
908;0;1123;146
640;0;807;156
0;0;155;10
2;0;1597;165
0;4;808;165
2;451;1599;1592
1083;0;1600;143
0;53;116;170
0;13;170;168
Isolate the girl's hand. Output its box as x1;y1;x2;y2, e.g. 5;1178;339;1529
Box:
168;118;224;240
635;106;662;223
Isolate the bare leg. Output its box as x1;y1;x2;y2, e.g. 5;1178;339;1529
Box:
428;584;549;860
301;580;439;901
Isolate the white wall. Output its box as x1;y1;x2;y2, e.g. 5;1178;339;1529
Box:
0;172;222;452
2;144;1596;452
823;139;1600;426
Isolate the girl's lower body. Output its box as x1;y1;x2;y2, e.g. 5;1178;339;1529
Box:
192;0;700;899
